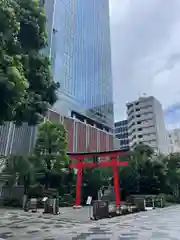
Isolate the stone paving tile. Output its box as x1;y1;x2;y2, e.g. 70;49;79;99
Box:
0;206;180;239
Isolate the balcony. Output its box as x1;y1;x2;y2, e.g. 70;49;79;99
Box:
135;114;154;122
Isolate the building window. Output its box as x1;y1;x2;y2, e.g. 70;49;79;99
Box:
127;104;133;109
40;0;45;6
138;135;143;138
115;128;120;134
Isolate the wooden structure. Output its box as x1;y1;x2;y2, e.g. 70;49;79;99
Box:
68;150;129;207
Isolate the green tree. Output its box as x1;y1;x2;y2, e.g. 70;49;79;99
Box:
82;153;112;202
119;145;167;198
165;153;180;197
4;155;35;194
83;168;104;202
134;143;154;158
34;120;69;189
0;0;58;124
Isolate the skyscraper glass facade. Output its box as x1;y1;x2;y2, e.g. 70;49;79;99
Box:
45;0;114;129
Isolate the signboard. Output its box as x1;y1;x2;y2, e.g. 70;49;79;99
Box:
92;200;109;220
42;197;48;202
86;196;92;205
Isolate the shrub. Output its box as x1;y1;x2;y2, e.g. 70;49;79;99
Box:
3;198;21;208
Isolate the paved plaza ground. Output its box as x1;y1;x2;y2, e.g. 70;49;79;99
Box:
0;205;179;239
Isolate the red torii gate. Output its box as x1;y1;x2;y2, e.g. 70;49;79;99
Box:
68;150;129;207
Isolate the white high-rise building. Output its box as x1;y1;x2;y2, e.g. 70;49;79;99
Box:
168;129;180;153
127;96;168;154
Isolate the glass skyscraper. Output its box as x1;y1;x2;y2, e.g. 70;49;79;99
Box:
0;0;115;157
44;0;114;130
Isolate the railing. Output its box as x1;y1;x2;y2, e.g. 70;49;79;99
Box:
126;194;165;211
144;196;165;209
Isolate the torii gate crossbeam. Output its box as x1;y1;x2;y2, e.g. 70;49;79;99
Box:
68;150;129;207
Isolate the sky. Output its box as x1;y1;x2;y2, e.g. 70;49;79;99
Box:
109;0;180;129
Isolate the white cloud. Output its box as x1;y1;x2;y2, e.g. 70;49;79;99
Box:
110;0;180;126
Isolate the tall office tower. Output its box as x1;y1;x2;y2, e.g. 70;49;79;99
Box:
127;96;168;154
46;0;114;132
0;0;115;156
39;0;56;70
115;120;129;150
168;129;180;153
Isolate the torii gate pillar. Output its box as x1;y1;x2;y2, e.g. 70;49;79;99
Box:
68;150;129;207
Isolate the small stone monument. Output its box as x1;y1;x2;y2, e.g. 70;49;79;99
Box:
29;198;37;212
44;197;59;214
101;185;115;202
43;189;59;215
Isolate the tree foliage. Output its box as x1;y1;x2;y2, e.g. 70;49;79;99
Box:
34;120;69;190
2;120;70;198
3;155;35;194
0;0;59;125
82;145;180;202
3;138;180;205
164;153;180;197
34;120;68;170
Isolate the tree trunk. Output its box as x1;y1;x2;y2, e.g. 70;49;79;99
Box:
22;194;28;211
23;176;29;211
45;171;50;189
